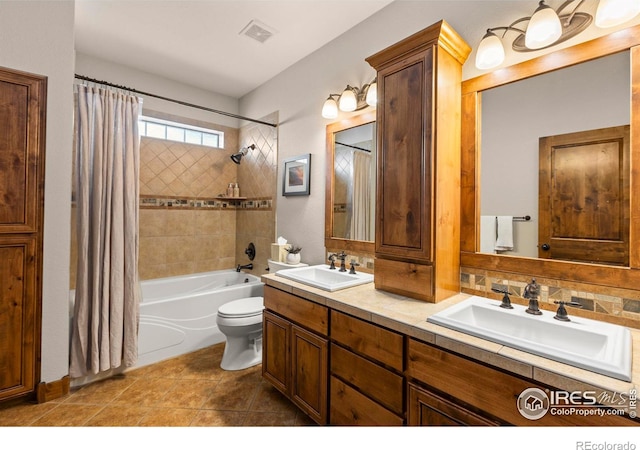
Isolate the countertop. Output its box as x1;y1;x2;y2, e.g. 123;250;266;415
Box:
262;273;639;399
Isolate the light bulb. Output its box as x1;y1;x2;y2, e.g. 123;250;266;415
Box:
595;0;640;28
322;97;338;119
525;1;562;49
365;81;377;106
475;30;505;70
339;86;357;112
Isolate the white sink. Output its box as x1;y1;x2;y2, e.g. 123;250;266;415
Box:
276;264;374;292
427;296;632;381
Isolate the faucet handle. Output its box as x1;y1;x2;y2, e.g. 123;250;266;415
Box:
491;287;513;309
349;260;360;275
328;254;337;270
553;300;582;322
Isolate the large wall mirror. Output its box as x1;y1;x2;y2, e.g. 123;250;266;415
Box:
461;25;640;289
325;111;376;254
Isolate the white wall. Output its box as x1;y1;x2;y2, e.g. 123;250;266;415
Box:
0;1;75;383
75;53;241;129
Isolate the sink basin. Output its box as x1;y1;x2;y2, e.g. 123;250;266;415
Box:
427;296;632;381
276;264;374;292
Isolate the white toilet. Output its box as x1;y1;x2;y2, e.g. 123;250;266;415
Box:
216;296;265;370
216;260;309;371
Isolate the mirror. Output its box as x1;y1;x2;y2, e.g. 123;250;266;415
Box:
479;51;630;264
460;25;640;290
325;111;376;254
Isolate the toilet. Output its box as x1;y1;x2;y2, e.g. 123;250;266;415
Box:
216;260;309;371
216;296;265;370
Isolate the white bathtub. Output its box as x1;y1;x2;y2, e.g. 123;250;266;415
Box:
136;270;264;368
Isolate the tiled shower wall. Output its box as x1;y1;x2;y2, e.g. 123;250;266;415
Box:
70;111;277;287
235;112;278;276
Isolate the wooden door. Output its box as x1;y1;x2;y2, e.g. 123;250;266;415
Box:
538;126;630;265
262;311;290;396
0;67;46;402
290;324;328;424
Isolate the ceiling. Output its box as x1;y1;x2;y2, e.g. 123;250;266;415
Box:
74;0;394;98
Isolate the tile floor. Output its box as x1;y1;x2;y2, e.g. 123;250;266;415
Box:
0;343;314;427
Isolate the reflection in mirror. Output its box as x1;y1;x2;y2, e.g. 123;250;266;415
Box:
325;111;376;254
333;122;376;241
479;51;630;265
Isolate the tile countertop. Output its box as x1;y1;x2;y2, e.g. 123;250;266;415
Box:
262;273;639;398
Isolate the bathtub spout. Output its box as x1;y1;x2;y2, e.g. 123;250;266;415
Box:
236;263;253;272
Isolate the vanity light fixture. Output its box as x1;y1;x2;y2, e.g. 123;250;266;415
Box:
475;0;640;70
321;79;377;119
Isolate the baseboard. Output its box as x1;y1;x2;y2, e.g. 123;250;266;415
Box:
36;375;70;403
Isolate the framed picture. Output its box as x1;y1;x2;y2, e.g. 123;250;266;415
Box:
282;153;311;196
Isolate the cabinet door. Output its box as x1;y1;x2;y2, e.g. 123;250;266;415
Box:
0;237;37;399
408;383;498;426
291;325;328;424
375;49;433;262
262;311;290;395
0;69;46;234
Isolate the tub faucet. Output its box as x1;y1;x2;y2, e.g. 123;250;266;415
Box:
236;263;253;272
523;278;542;315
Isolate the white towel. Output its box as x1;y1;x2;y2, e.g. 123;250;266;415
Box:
495;216;514;251
480;216;497;253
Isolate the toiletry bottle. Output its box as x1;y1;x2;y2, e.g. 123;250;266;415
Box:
227;183;234;197
233;183;240;197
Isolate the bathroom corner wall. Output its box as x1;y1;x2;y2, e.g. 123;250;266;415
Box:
235;112;278;276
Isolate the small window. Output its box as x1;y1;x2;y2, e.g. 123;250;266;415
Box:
139;116;224;149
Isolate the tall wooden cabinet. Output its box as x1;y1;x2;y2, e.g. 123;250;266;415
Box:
366;20;470;302
0;67;46;402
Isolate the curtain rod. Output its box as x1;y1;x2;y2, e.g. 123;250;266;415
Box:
74;74;278;128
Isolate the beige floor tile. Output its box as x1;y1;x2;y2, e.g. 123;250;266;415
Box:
190;410;247;426
85;405;151;426
138;407;199;426
31;403;104;426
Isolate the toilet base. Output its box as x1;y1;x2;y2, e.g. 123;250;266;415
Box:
219;331;263;371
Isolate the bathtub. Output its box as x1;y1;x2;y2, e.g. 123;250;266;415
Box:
136;270;264;368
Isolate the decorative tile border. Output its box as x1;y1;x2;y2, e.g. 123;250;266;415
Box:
140;195;272;210
461;266;640;327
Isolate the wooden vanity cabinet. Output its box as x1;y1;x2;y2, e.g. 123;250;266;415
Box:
329;310;405;425
366;20;470;303
407;338;638;426
262;286;329;424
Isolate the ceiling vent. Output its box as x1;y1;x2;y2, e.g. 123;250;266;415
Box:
239;19;277;43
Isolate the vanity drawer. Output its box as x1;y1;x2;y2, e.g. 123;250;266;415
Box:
407;338;637;426
330;310;403;371
264;285;328;336
330;376;404;426
330;343;404;415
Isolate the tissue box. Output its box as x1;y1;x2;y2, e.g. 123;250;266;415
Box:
270;244;289;262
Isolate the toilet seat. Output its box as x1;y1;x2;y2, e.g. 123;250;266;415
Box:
217;296;264;319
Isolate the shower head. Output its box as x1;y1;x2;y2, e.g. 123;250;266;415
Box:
230;144;256;165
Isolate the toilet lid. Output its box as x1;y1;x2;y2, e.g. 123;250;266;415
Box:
217;296;264;318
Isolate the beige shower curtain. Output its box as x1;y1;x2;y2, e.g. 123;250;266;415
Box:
349;151;373;241
70;85;141;378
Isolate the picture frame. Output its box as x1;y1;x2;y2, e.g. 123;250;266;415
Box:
282;153;311;196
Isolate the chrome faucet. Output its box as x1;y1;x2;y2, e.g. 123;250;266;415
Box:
236;263;253;272
523;278;542;315
328;253;337;270
491;287;513;309
349;259;360;275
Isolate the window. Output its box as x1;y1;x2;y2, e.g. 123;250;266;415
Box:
139;116;224;148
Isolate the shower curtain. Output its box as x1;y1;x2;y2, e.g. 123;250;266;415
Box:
349;150;373;241
69;85;141;378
